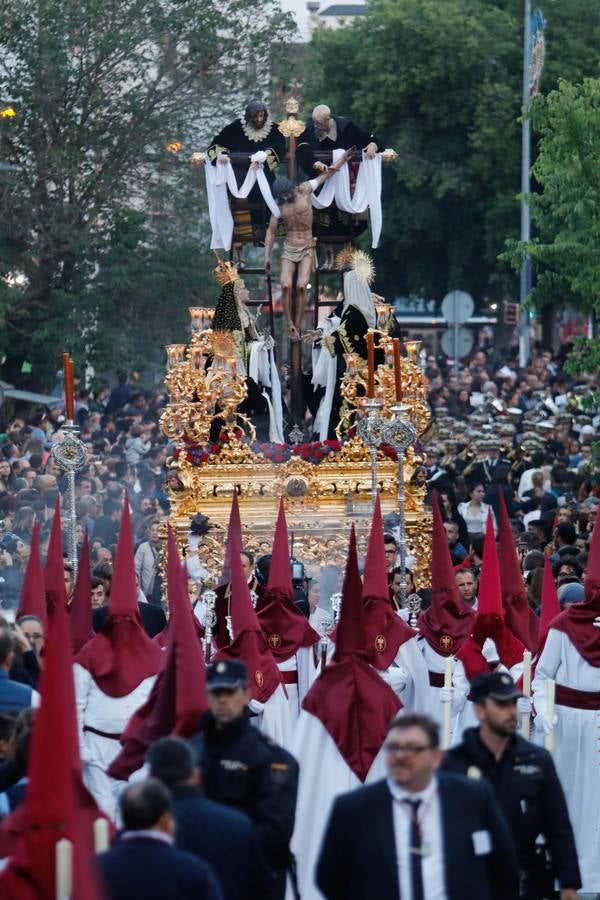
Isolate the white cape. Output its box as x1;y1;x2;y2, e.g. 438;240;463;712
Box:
290;710;386;900
532;628;600;892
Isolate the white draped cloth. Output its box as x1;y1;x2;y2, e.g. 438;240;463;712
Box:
311;314;340;441
532;629;600;892
248;336;285;444
205;149;384;250
289;712;386;900
74;663;156;821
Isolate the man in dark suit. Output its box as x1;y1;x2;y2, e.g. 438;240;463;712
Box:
93;598;166;638
147;736;270;900
96;778;223;900
316;713;519;900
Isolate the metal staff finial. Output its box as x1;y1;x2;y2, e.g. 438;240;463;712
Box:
50;421;87;581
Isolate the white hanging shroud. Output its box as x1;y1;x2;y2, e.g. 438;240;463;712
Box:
205;149;383;250
205;150;280;251
248;336;285;444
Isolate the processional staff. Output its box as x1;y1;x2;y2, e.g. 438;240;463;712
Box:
51;352;87;581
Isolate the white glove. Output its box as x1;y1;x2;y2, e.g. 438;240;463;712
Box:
440;686;454;704
382;666;409;693
534;712;557;735
517;697;532;716
593;616;600;629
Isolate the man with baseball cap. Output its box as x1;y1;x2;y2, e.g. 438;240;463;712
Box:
188;659;299;900
442;672;580;900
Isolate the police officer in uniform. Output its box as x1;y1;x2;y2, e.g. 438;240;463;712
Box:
441;672;581;900
189;660;299;900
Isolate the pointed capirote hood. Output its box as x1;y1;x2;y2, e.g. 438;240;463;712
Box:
459;511;525;678
537;556;561;656
109;528;207;781
75;497;162;696
497;490;538;651
266;499;295;598
302;526;401;782
214;532;282;703
44;498;68;612
550;515;600;666
476;510;503;619
362;493;390;602
16;519;46;628
0;585;109;898
418;492;474;656
334;526;366;659
258;499;319;661
70;532;94;654
361;494;417;668
218;491;243;588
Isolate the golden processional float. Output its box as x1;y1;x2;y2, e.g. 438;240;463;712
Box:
161;99;433;598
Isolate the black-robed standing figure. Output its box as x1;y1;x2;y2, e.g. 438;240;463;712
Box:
208;100;286;249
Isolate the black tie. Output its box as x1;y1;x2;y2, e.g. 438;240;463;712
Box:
404;798;425;900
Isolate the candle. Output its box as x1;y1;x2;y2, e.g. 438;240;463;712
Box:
55;837;73;899
521;650;532;739
392;338;403;402
366;331;375;399
62;352;74;421
189;307;203;334
441;658;453;750
93;817;110;852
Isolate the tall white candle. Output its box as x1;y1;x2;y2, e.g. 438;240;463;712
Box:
55;838;73;899
441;657;453;750
521;650;532;739
94;817;110;853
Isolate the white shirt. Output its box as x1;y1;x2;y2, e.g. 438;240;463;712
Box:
387;775;448;900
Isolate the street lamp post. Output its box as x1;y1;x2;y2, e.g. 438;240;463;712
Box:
519;0;532;369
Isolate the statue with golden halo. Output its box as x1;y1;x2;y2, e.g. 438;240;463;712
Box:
307;247;401;440
209;257;285;443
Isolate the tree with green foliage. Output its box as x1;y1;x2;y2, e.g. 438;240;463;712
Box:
304;0;600;308
511;77;600;377
0;0;293;387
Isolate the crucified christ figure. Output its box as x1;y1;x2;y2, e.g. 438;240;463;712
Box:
264;148;354;341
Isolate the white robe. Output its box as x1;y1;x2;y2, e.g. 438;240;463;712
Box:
327;636;431;714
417;637;468;736
277;647;318;744
290;711;386;900
73;662;156;821
452;647;523;744
381;636;433;716
248;683;294;750
532;628;600;893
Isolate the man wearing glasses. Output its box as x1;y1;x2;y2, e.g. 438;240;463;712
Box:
316;713;518;900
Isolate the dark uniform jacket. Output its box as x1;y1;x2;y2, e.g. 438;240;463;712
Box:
188;711;298;875
442;728;581;894
171;784;271;900
316;773;519;900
